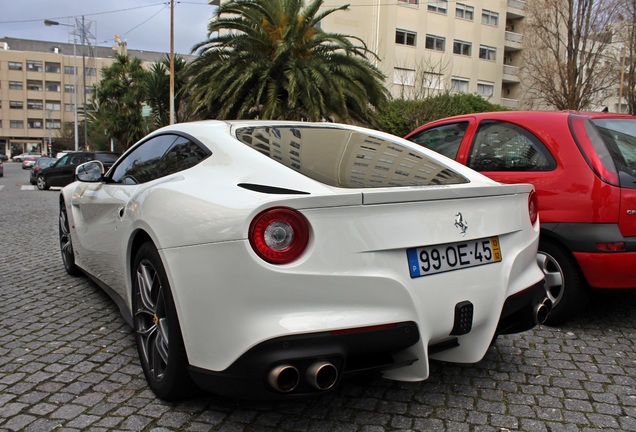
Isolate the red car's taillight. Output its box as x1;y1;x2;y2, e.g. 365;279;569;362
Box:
249;207;310;264
528;190;538;226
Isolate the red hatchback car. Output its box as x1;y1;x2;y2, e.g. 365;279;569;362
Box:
405;111;636;324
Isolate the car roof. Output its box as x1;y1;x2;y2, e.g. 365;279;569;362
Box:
427;110;633;123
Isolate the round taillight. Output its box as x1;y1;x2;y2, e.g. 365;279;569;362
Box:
528;190;538;226
249;207;309;264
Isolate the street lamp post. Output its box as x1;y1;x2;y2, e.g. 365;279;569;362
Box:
44;19;79;152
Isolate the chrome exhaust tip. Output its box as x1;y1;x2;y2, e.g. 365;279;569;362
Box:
267;364;300;393
306;361;338;391
534;298;552;324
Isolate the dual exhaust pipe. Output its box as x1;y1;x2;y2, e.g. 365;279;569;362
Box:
268;361;338;393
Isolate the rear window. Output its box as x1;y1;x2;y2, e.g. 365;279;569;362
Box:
235;126;468;188
95;153;120;164
591;119;636;188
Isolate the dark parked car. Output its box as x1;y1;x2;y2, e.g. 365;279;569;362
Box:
0;154;8;161
36;151;120;190
29;157;57;185
405;111;636;324
0;159;3;177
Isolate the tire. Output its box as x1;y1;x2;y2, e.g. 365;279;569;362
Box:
59;202;80;276
536;239;589;325
132;242;196;401
37;174;49;190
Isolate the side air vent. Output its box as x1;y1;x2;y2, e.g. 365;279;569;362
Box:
238;183;310;195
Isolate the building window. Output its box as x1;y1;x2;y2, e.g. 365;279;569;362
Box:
9;81;23;90
9;61;23;71
456;3;474;20
64;66;76;75
45;62;61;73
45;101;61;111
394;68;416;86
477;82;494;97
453;40;472;56
396;29;417;46
85;67;97;76
428;0;447;14
64;84;75;93
27;60;43;72
27;100;43;110
10;120;24;129
27;80;43;91
423;73;443;90
425;34;446;51
65;103;76;112
46;119;61;129
451;78;469;93
45;81;61;92
482;10;499;26
479;45;497;61
28;119;43;129
10;101;24;109
398;0;418;4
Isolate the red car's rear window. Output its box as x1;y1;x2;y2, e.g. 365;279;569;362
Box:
589;119;636;189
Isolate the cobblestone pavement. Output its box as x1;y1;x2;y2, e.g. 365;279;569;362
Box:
1;161;636;432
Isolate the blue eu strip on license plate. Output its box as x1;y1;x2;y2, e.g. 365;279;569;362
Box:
407;236;502;278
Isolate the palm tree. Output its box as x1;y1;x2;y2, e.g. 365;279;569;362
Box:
145;55;190;128
92;54;148;149
186;0;389;124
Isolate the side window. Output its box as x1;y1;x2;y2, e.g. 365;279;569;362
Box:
110;135;177;184
468;121;556;171
155;136;209;178
407;122;468;159
56;154;71;166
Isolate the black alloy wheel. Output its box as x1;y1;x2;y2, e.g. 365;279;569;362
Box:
36;174;50;190
132;242;195;401
59;202;80;276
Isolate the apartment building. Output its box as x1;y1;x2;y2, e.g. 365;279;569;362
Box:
0;37;167;158
318;0;526;107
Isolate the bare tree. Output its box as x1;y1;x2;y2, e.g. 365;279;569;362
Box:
617;0;636;114
522;0;619;110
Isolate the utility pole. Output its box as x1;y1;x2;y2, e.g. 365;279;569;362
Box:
82;16;88;148
170;0;176;125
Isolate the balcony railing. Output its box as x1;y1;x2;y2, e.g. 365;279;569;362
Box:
507;0;525;11
500;98;520;109
503;65;520;76
505;31;523;45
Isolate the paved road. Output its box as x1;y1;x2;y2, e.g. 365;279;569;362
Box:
1;160;636;432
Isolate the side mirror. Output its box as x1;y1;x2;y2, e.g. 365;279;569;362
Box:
75;160;104;183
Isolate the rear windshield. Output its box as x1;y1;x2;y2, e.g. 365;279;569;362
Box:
235;126;468;188
95;153;120;164
591;119;636;186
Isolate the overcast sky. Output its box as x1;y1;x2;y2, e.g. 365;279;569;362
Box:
1;1;217;55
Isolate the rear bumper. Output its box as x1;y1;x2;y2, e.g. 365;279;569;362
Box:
573;251;636;288
189;322;420;400
542;223;636;289
495;280;548;335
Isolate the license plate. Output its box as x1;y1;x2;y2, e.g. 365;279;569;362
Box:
407;236;502;278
